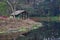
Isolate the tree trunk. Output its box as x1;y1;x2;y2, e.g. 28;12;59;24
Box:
7;0;14;12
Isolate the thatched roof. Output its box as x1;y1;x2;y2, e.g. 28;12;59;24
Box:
11;10;25;15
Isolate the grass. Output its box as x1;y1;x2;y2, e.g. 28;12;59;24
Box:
31;16;60;22
18;27;28;32
46;16;59;22
32;24;42;29
18;25;41;32
0;24;42;34
41;16;59;22
0;16;59;34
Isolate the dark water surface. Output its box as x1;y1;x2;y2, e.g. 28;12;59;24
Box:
16;21;60;40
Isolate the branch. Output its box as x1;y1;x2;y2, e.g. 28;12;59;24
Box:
7;0;14;12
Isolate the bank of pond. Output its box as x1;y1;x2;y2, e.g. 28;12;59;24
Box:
16;21;60;40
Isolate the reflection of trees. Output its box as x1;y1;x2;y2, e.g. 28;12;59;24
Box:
16;22;60;40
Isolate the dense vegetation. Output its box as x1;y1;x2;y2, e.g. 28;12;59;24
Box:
0;1;8;16
0;0;60;40
0;0;60;17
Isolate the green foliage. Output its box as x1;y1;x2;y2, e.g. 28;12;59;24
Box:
0;2;7;16
18;27;28;32
32;24;39;29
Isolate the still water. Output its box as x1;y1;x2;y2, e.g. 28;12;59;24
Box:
16;21;60;40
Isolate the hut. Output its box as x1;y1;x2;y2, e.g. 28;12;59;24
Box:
10;10;28;19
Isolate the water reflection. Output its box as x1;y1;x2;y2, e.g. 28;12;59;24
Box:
16;21;60;40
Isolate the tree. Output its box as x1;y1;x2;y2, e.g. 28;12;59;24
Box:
0;2;7;16
7;0;15;18
6;0;18;18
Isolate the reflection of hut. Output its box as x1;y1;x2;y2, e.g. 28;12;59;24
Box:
11;10;28;19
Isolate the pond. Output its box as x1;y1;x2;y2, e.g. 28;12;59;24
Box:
16;21;60;40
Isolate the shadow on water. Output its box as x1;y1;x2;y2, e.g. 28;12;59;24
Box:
16;21;60;40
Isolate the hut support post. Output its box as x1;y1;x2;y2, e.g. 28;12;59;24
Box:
22;13;23;19
27;13;28;19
